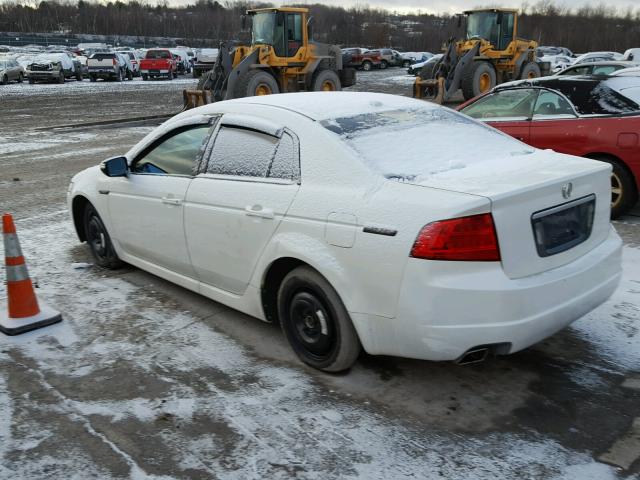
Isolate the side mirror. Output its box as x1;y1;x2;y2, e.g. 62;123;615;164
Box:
101;156;128;177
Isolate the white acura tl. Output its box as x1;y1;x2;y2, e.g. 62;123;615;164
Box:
68;92;622;372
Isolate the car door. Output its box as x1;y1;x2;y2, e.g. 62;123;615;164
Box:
105;122;213;279
460;88;538;142
529;89;585;153
185;117;300;295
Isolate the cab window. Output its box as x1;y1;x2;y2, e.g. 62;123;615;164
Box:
461;89;538;120
132;126;210;175
286;13;303;57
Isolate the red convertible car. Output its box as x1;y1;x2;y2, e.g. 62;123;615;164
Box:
458;76;640;217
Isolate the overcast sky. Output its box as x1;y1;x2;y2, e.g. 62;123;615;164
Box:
277;0;640;15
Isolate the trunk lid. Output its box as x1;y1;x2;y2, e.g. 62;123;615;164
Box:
411;150;612;279
141;59;170;69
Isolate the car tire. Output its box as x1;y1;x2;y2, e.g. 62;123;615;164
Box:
591;155;638;218
142;74;148;81
76;71;82;81
1;75;7;85
127;70;133;81
380;60;388;70
311;68;341;92
278;266;361;372
402;60;411;68
235;69;280;97
116;70;123;82
90;75;96;82
461;61;496;100
17;73;23;83
58;72;65;84
362;61;372;71
520;61;542;80
28;77;35;84
83;204;123;269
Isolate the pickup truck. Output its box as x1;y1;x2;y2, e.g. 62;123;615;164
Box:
193;48;218;78
87;52;129;82
341;48;382;71
140;49;177;81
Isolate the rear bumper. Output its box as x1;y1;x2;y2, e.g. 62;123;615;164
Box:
350;227;622;361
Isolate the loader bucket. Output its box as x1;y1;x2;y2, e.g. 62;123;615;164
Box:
413;77;445;105
182;89;210;111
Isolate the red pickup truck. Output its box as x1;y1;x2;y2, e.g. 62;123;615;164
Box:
140;49;177;81
342;48;382;71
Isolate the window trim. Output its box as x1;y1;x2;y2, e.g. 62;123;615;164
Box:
130;119;217;178
203;123;301;184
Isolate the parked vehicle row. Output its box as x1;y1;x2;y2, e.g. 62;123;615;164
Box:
341;47;432;71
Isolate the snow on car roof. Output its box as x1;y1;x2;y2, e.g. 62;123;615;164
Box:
217;92;439;121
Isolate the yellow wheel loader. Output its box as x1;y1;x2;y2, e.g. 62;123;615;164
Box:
183;7;356;109
414;9;547;104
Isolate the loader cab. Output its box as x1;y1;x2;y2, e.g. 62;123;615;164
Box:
465;9;516;51
249;8;307;59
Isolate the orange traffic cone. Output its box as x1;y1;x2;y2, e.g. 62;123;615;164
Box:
0;213;62;335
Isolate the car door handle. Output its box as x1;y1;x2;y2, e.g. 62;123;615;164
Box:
162;197;182;206
245;205;274;219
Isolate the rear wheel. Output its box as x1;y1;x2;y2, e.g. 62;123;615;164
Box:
311;69;341;92
57;72;65;84
379;60;388;70
17;73;23;83
278;266;361;372
592;156;638;218
83;204;123;269
126;70;133;81
234;69;279;98
75;71;82;81
461;61;496;100
520;62;542;80
362;61;372;71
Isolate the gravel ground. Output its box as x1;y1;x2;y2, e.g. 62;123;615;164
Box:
0;68;639;479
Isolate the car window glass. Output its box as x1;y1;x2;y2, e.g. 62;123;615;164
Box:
556;78;640;114
207;127;278;178
268;132;299;180
533;90;576;117
461;89;538;119
592;65;618;75
133;126;210;175
560;66;590;76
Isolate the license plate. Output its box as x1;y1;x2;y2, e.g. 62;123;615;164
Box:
531;194;596;257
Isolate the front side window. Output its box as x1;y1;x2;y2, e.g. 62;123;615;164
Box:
252;12;276;46
559;66;591;76
461;88;539;120
133;126;210;175
207;126;299;181
592;65;620;75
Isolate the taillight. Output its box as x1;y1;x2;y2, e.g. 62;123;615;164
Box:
410;213;500;261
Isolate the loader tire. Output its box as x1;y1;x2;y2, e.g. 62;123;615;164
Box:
461;61;496;100
520;62;542;80
311;69;341;92
234;69;279;98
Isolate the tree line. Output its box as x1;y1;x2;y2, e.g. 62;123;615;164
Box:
1;0;640;53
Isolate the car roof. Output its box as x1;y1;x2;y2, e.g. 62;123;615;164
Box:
185;92;436;122
564;61;634;68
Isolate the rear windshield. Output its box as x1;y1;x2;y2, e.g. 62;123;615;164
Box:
90;53;116;60
321;108;533;182
146;50;171;59
551;78;640;115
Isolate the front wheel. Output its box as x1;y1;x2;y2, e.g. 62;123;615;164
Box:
83;204;123;269
234;69;280;98
278;266;361;372
362;61;372;71
379;60;388;70
461;61;496;100
17;73;23;83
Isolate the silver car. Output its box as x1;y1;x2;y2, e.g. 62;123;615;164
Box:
0;58;25;84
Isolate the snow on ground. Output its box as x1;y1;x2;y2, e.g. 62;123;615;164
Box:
0;211;636;479
0;76;196;98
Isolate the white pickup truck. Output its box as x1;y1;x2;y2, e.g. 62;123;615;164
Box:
87;52;130;82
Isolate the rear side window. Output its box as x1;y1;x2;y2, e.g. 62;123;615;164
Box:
555;78;640;115
533;90;576;117
207;127;299;181
461;89;538;119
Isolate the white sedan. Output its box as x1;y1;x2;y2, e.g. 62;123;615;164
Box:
68;92;622;372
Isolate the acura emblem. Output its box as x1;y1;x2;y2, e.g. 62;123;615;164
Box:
562;182;573;199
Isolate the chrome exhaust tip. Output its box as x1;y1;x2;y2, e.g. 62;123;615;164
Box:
456;347;489;366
